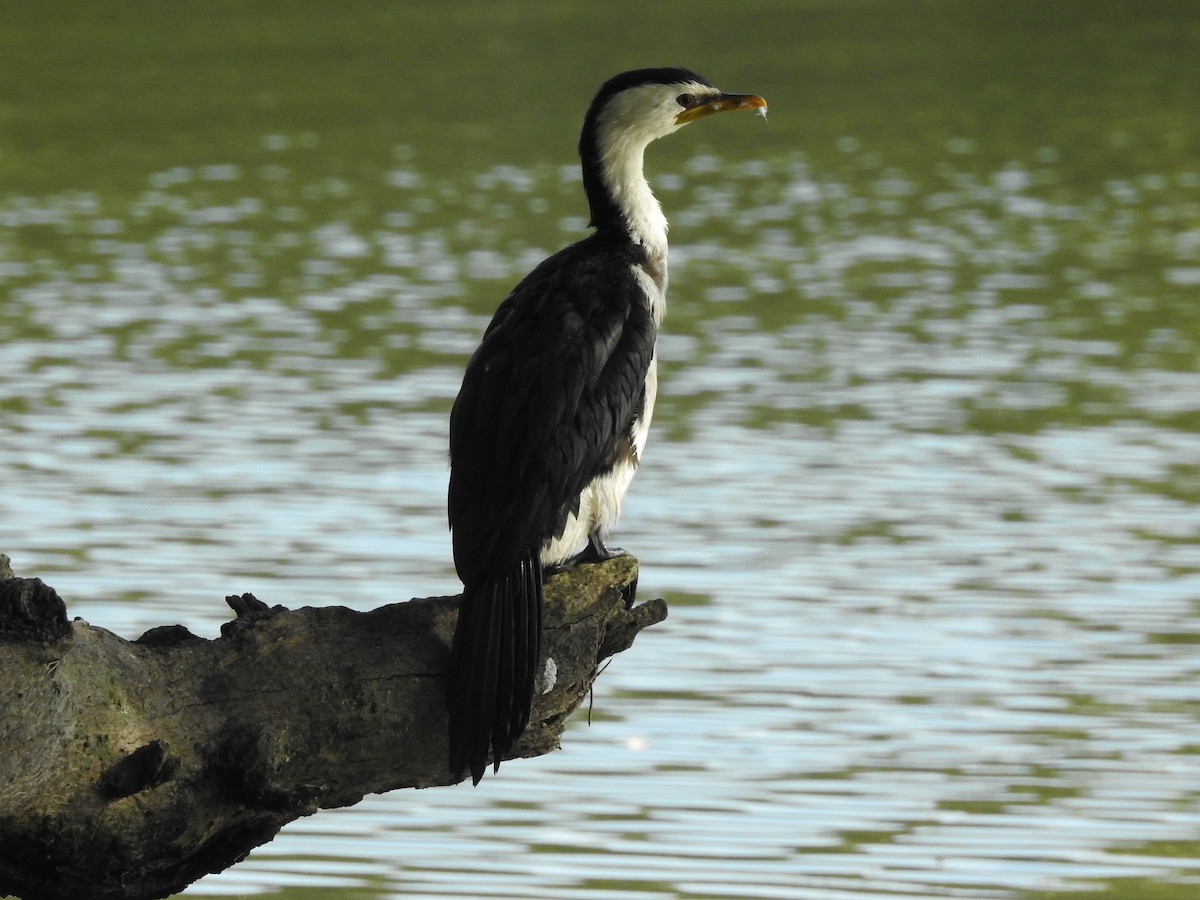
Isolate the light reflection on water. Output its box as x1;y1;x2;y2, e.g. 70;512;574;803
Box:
3;147;1200;899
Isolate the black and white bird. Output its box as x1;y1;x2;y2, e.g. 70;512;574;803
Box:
447;68;766;784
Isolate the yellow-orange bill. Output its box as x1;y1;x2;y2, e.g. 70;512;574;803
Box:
676;92;768;125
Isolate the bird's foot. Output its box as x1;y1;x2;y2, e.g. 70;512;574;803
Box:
544;533;627;575
570;533;628;566
544;535;638;607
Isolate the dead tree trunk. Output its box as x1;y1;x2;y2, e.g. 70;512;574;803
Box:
0;552;664;900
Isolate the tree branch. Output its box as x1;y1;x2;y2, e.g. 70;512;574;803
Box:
0;552;665;900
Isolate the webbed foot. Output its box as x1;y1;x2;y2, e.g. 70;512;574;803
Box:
544;532;628;575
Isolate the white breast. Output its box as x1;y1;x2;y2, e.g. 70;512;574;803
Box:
631;258;668;326
539;262;665;568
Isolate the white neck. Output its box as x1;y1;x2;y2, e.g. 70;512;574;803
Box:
590;83;690;259
596;131;669;258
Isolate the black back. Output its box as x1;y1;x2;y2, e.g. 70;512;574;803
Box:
448;230;658;584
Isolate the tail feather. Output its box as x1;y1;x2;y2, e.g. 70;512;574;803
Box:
449;549;543;783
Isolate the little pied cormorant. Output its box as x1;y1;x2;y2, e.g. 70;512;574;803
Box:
448;67;767;784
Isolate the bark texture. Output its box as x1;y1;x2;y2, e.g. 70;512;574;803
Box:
0;553;664;900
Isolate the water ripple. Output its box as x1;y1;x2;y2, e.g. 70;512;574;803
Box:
3;145;1199;898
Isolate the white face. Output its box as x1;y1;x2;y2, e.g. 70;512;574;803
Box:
589;79;723;254
594;80;719;147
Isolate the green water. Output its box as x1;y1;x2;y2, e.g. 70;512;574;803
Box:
6;1;1199;186
3;3;1200;899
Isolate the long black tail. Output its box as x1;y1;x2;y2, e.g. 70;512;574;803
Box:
448;549;543;784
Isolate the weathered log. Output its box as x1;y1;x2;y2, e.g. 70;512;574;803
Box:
0;552;665;900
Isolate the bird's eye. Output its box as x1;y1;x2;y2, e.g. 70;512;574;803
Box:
676;93;696;108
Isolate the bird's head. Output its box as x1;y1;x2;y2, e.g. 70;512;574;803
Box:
578;68;766;244
583;67;767;153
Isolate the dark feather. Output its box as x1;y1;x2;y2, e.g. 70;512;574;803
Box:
447;230;657;781
448;549;542;784
449;230;657;583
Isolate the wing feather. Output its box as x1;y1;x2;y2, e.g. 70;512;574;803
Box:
449;233;656;585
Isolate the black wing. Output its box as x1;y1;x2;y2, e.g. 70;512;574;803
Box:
449;233;657;586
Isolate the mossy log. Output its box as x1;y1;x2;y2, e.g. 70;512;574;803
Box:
0;552;665;900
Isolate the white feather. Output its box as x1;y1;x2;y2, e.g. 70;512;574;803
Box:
631;260;668;326
593;80;716;257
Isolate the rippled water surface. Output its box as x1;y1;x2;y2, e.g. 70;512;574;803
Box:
4;3;1200;899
